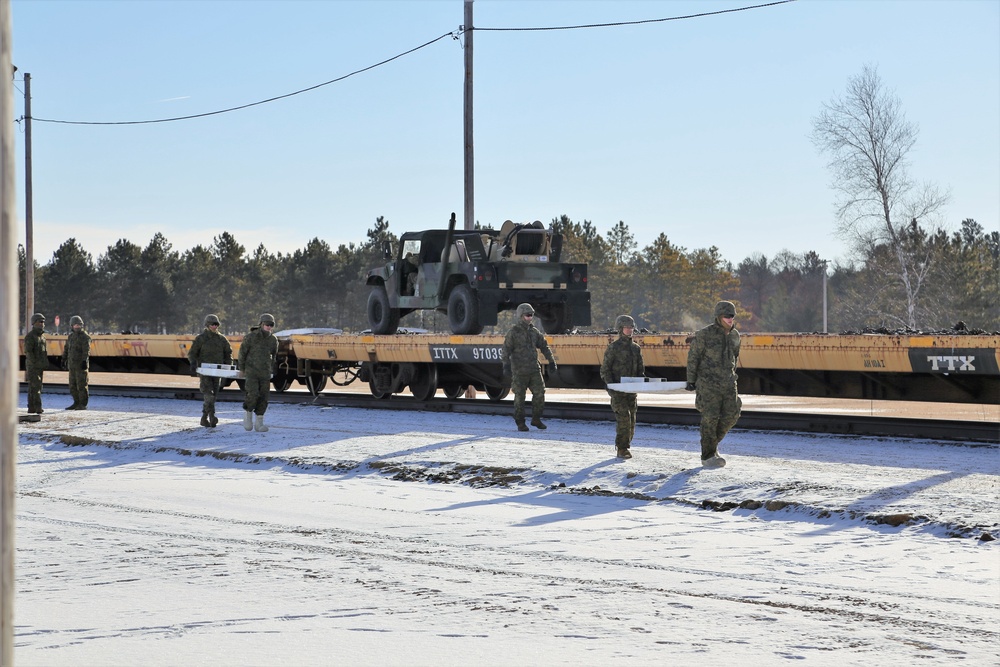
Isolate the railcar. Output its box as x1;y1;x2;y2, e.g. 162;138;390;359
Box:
21;331;1000;405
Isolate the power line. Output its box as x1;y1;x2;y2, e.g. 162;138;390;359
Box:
28;1;796;127
473;0;797;32
30;30;457;126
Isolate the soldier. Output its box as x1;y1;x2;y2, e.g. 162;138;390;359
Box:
63;315;92;410
686;300;742;468
187;313;233;427
501;303;557;431
402;252;420;296
238;313;278;432
600;315;645;459
24;313;48;414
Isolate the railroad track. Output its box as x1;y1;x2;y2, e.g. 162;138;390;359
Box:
31;382;1000;444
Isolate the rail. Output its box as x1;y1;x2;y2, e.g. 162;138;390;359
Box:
27;383;1000;444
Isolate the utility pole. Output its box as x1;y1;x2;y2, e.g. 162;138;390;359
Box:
463;0;474;230
822;265;828;334
1;0;18;660
23;71;32;334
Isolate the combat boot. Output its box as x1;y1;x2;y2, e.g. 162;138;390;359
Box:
200;411;211;427
516;421;529;432
616;448;632;459
65;403;79;410
243;410;253;431
208;409;218;427
530;418;547;430
254;414;269;432
701;455;726;468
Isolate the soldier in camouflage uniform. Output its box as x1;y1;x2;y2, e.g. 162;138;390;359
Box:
187;313;233;427
238;313;278;432
63;315;92;410
600;315;645;459
24;313;48;414
502;303;557;431
685;300;741;468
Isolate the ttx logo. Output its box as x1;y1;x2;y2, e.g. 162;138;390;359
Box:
926;355;976;371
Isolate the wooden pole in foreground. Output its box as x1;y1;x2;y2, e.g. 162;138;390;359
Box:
22;71;30;336
463;0;474;231
0;0;17;661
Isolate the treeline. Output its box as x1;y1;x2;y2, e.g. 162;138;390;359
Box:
18;215;999;335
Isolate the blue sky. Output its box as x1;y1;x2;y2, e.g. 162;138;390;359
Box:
10;0;999;268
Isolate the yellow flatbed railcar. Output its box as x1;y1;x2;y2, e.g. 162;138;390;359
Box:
21;331;999;405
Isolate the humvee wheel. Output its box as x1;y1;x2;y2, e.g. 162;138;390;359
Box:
367;285;400;335
447;284;484;335
540;304;572;334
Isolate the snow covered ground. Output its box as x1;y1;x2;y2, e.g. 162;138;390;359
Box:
13;395;1000;665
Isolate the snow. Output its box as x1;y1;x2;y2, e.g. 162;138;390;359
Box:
14;395;1000;665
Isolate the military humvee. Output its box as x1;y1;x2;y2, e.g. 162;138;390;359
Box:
365;215;591;335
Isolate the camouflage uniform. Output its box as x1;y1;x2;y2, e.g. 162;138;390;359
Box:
24;314;48;414
600;316;645;456
502;303;556;430
187;314;233;427
63;316;92;410
686;301;742;464
238;314;278;432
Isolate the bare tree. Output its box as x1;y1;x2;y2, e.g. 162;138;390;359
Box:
812;64;949;329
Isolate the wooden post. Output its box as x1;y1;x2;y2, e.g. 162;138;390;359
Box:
463;0;474;231
22;71;30;335
1;0;18;661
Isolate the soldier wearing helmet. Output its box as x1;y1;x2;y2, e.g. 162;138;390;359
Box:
238;313;279;432
685;300;741;468
187;313;233;427
24;313;48;414
600;314;645;459
63;315;92;410
501;303;557;431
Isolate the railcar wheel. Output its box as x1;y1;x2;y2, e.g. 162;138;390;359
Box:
307;372;327;396
442;382;464;399
272;371;292;393
367;285;400;335
485;384;510;402
447;284;484;335
409;364;439;401
369;377;392;400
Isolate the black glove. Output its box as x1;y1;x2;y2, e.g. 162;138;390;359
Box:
550;361;558;372
685;382;696;392
502;365;511;382
190;364;199;377
60;358;67;371
80;361;87;371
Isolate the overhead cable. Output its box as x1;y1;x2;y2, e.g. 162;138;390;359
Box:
28;1;796;126
474;0;797;32
30;31;456;125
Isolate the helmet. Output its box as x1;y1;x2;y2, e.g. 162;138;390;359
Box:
615;315;635;332
30;313;45;325
204;314;221;327
259;313;276;326
714;301;737;319
515;303;535;318
69;315;84;327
